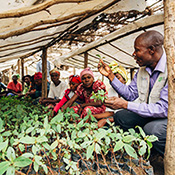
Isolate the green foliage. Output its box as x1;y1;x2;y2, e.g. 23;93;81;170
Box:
0;97;158;175
90;89;106;102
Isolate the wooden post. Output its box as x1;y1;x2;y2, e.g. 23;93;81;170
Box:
164;1;175;175
25;66;28;75
17;59;20;74
21;58;24;89
9;68;12;82
73;66;76;75
42;49;48;98
84;52;88;68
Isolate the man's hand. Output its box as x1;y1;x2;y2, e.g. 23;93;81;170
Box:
98;59;115;81
104;97;128;110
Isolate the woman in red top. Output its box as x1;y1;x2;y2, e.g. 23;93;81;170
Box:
63;68;107;118
7;74;22;96
53;75;83;115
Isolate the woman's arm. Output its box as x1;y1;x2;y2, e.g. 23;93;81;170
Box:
80;100;102;108
62;94;79;110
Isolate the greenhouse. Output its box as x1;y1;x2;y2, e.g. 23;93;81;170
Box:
0;0;175;175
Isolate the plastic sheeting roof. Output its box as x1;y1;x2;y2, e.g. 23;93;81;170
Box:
0;0;163;72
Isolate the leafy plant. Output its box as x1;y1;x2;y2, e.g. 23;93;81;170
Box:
90;89;106;102
0;97;158;175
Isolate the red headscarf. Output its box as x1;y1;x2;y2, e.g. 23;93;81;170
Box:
69;75;81;84
34;72;42;80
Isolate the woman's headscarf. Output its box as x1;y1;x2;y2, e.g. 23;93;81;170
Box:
34;72;42;80
12;74;20;79
80;67;94;79
69;75;81;84
109;61;128;82
49;68;60;76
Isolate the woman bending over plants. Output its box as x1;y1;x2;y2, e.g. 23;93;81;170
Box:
52;74;83;116
62;68;107;118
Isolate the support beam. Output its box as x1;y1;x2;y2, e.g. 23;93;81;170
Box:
17;59;20;74
84;52;88;68
42;49;48;98
25;66;28;75
21;58;24;89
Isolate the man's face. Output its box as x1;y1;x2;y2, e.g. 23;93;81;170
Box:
50;72;59;83
133;38;153;67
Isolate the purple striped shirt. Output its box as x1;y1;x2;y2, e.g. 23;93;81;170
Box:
110;52;168;118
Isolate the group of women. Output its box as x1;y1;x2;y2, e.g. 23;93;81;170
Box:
0;61;128;128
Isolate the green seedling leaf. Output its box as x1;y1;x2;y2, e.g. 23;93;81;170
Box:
32;145;39;155
0;161;11;175
34;161;39;173
138;140;147;156
14;156;32;167
7;147;16;162
0;118;4;132
114;140;124;152
2;131;12;137
42;164;48;174
146;135;158;142
86;143;94;160
94;143;101;154
0;139;8;152
36;136;48;143
22;153;34;158
42;142;51;150
34;155;42;165
50;140;58;150
136;126;146;138
96;54;101;58
124;144;138;159
122;135;136;143
19;144;25;152
20;136;35;144
6;166;15;175
26;127;34;134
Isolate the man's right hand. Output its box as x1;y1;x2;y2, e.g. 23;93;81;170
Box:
98;59;115;81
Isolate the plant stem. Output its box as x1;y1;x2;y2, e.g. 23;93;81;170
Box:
76;150;90;171
111;149;123;175
100;150;112;174
95;152;100;174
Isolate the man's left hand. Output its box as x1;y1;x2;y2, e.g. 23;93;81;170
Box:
104;97;128;110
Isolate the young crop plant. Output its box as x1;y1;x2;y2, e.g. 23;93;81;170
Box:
90;89;107;102
0;97;157;175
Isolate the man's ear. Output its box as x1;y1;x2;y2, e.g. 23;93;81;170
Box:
148;45;156;55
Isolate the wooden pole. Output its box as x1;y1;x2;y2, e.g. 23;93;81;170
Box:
17;59;20;74
164;1;175;175
73;66;76;75
42;49;48;98
9;68;12;82
84;52;88;68
21;58;24;89
25;66;28;75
